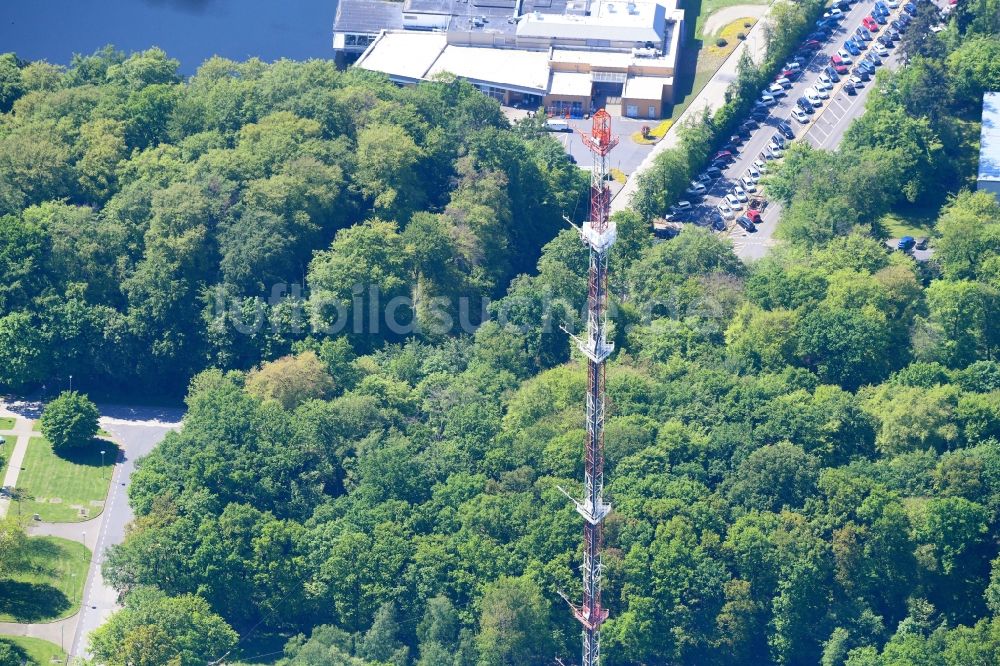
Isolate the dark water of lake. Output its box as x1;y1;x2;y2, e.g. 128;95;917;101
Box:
1;0;339;75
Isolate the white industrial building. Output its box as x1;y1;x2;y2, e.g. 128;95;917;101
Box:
979;92;1000;198
337;0;684;119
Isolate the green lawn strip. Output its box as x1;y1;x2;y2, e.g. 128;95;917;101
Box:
0;417;16;431
0;536;90;623
879;209;937;240
661;0;766;123
17;436;117;523
0;635;67;664
695;0;767;36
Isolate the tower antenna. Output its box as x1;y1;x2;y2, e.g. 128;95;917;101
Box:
561;108;618;666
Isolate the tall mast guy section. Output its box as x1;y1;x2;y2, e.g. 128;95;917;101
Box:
562;109;618;666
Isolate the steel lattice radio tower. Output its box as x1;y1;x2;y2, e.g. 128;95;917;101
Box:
560;108;618;666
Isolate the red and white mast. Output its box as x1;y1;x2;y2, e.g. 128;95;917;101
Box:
561;109;618;666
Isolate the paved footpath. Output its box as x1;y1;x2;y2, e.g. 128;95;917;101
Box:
0;401;183;659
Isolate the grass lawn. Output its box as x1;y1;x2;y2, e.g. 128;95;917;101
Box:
879;208;937;240
0;635;67;664
657;0;768;124
0;417;15;431
16;436;117;523
0;536;89;623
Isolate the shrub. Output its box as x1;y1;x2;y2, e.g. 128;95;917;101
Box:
0;640;27;666
716;38;728;47
738;32;747;40
40;390;100;453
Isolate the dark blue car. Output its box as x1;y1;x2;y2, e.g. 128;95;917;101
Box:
844;40;861;55
898;236;916;251
904;2;917;14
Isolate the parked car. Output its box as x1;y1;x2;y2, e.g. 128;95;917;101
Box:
718;203;736;220
792;107;811;123
725;193;744;209
836;49;854;63
745;208;762;225
775;77;793;90
831;60;849;75
776;119;795;140
823;7;844;18
671;200;693;214
863;15;880;31
904;1;916;13
686;182;707;195
797;97;816;113
752;159;768;173
766;141;784;158
741;176;757;193
890;18;907;32
816;76;834;91
875;12;889;23
751;107;771;120
771;133;787;149
916;237;929;250
767;83;787;97
865;51;882;65
844;40;861;55
844;81;857;95
746;165;761;181
705;165;723;178
887;26;900;39
733;185;749;202
857;26;872;40
804;89;824;106
712;150;733;162
736;215;757;232
852;67;871;81
874;44;889;56
898;235;916;251
824;65;842;81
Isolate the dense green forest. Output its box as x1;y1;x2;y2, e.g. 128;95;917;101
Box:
0;48;587;393
3;0;1000;663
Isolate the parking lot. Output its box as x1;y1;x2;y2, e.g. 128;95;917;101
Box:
663;0;912;259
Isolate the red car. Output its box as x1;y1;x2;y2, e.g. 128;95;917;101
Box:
862;15;880;31
830;55;849;74
745;209;762;225
801;39;822;50
712;150;733;162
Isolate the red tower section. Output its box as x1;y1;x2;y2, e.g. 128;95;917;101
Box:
562;109;618;666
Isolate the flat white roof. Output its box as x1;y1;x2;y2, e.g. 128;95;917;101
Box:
551;49;636;68
356;31;447;81
428;45;551;93
549;70;593;97
516;0;667;43
980;92;1000;183
623;74;670;100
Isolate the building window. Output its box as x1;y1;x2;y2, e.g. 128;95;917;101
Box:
626;104;638;117
648;105;656;118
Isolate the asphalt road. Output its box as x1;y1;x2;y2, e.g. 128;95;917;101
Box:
70;407;183;660
672;0;910;260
